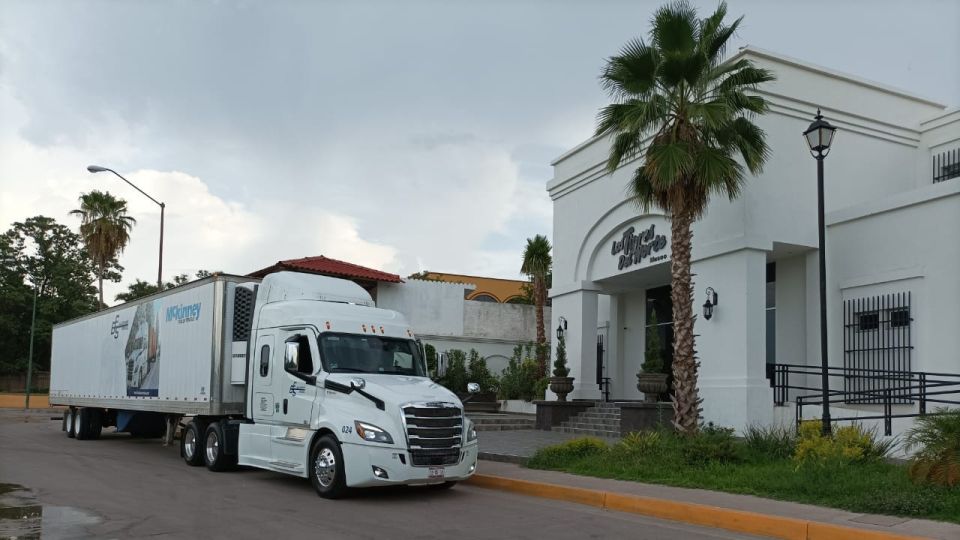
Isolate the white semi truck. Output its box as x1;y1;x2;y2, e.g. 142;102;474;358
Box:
49;271;479;498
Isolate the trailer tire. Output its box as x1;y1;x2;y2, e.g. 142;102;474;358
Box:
203;422;236;472
74;408;89;440
309;435;347;499
65;408;76;438
181;420;205;466
85;408;103;440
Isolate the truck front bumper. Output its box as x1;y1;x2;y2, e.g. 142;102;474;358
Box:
342;441;479;488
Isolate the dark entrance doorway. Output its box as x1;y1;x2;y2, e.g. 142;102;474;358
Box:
645;285;674;400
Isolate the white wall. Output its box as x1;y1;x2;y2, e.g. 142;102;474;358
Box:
377;279;468;337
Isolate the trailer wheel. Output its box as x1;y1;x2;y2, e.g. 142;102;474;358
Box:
181;420;205;466
203;422;236;472
65;408;76;438
84;409;103;440
74;408;88;440
309;435;347;499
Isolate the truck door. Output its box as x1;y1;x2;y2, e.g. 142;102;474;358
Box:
277;329;320;427
252;334;276;421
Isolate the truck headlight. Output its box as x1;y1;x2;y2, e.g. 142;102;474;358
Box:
465;418;477;443
355;421;394;444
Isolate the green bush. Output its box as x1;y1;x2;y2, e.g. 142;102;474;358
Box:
682;423;741;466
498;344;542;401
905;408;960;487
793;421;894;468
743;424;796;460
438;349;468;393
423;343;438;380
466;349;498;394
853;486;947;517
529;437;609;468
616;431;665;455
552;331;569;377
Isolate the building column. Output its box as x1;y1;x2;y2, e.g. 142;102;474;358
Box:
692;249;773;432
549;285;600;400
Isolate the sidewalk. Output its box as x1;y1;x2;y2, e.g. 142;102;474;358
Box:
468;460;960;540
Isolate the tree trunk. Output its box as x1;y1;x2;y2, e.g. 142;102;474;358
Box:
97;258;104;308
669;208;701;434
534;276;546;378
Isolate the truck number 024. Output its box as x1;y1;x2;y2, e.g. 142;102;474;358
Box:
341;425;352;434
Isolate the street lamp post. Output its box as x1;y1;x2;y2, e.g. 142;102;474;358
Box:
803;109;837;436
24;286;37;410
87;166;165;289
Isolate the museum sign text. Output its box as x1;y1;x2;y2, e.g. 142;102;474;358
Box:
611;224;668;270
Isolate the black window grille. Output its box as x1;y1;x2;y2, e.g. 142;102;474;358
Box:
843;292;913;404
933;148;960;183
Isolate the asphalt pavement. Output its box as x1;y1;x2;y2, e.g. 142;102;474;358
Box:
0;411;765;539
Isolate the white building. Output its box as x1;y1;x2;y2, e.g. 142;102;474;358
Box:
547;47;960;435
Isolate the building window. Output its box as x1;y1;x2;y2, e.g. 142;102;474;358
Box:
470;293;499;302
843;292;913;404
766;262;776;368
858;312;880;331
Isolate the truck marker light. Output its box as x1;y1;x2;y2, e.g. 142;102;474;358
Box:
325;321;331;330
379;326;385;334
362;325;367;332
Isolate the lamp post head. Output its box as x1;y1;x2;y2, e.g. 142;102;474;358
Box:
87;165;110;173
803;109;837;157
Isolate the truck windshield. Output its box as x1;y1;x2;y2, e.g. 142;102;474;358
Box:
318;333;427;377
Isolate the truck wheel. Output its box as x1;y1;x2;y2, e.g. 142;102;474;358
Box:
309;435;347;499
85;409;103;440
203;422;236;472
74;408;89;440
181;420;205;466
65;408;76;438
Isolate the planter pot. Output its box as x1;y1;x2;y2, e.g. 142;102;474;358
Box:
636;372;668;404
548;377;575;402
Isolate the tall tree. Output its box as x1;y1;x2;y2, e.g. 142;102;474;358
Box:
114;270;217;303
0;217;100;374
595;1;773;433
521;235;552;377
70;190;136;307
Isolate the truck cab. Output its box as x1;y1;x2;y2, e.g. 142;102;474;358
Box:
228;272;478;497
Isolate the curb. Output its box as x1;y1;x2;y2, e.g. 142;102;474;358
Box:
465;474;925;540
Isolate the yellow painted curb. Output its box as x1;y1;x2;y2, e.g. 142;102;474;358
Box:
466;474;926;540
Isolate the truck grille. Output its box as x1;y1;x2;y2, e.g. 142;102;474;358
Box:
403;404;462;467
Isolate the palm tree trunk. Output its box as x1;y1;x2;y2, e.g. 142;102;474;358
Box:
669;207;701;434
534;277;546;377
97;258;104;308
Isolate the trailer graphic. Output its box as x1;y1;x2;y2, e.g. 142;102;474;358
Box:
125;299;161;397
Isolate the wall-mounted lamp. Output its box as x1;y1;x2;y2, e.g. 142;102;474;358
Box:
703;287;718;321
557;316;568;340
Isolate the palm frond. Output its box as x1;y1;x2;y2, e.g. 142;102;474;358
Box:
600;38;659;98
650;1;698;55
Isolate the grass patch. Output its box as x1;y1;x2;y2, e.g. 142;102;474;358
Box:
527;427;960;523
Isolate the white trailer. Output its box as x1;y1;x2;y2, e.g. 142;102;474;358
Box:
50;272;479;498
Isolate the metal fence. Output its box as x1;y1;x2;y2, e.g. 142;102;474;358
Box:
771;363;960;435
933;148;960;183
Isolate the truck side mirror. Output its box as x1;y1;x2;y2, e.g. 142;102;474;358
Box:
284;342;299;371
467;382;480;394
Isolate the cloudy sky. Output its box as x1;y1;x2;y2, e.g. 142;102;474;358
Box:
2;0;958;304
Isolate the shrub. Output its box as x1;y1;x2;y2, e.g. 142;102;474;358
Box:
794;420;893;468
497;344;542;401
466;349;498;394
552;331;569;377
905;408;960;487
743;424;796;460
617;431;664;455
641;311;664;373
438;349;468;393
423;343;438;380
682;423;741;466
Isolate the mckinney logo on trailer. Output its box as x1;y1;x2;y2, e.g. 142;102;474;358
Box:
110;315;130;339
166;303;202;324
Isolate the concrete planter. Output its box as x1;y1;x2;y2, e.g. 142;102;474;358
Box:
636;373;669;403
548;377;575;402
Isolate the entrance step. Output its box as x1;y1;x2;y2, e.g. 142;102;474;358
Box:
552;402;622;438
467;413;536;432
464;401;500;413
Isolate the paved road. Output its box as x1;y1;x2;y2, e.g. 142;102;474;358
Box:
0;412;764;539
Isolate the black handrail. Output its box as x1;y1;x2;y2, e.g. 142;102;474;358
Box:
770;363;960;435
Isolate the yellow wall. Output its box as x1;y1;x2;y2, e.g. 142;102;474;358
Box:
0;393;54;409
421;272;527;303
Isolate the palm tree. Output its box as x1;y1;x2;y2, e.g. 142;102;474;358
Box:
595;1;773;434
70;190;136;306
521;234;552;377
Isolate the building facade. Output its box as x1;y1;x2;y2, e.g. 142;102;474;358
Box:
548;47;960;434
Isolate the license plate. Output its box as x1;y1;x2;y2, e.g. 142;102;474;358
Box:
428;467;445;479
